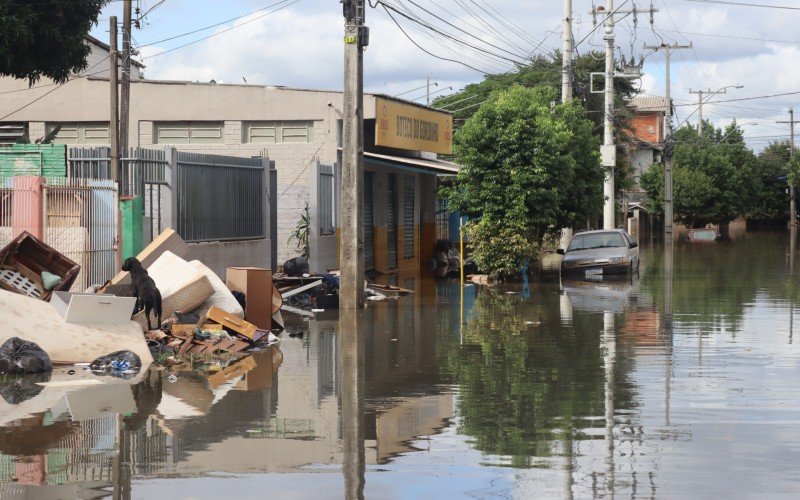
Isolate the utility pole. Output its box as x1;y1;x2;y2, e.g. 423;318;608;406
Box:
778;108;797;226
120;0;132;154
559;0;574;248
644;42;692;240
690;87;734;134
341;0;367;309
109;17;120;183
426;75;431;105
602;0;616;230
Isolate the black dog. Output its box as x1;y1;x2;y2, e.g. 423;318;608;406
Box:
122;257;162;331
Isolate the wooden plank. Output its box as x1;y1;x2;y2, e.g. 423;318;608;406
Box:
280;303;314;317
206;305;258;339
281;280;322;299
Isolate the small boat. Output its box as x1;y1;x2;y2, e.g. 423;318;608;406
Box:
686;228;718;243
0;231;80;300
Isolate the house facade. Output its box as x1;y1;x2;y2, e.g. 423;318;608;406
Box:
0;41;456;275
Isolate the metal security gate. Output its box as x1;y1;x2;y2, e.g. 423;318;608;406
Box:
364;171;375;270
403;175;415;259
387;173;398;269
42;178;117;290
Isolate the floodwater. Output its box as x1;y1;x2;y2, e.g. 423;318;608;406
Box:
2;230;800;499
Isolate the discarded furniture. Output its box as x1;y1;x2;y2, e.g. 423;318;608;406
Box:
193;260;244;319
225;267;272;329
0;231;80;300
50;292;137;324
106;228;191;287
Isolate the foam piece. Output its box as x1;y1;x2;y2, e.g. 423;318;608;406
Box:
131;251;213;331
189;260;244;318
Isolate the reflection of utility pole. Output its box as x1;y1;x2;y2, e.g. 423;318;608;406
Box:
340;308;365;500
789;225;796;344
341;0;367;308
644;42;692;240
602;311;616;494
777;108;797;226
663;242;674;426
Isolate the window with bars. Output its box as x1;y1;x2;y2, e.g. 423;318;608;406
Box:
46;122;110;145
154;122;223;144
319;164;335;235
243;121;313;144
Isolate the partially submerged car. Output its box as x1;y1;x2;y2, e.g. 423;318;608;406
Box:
557;229;639;277
686;228;718;243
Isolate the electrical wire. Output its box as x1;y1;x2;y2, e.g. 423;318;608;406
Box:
142;0;300;60
683;0;800;10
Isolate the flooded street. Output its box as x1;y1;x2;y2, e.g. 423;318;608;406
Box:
2;231;800;499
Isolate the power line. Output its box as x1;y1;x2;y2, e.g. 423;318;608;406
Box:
674;90;800;106
683;0;800;10
142;0;300;60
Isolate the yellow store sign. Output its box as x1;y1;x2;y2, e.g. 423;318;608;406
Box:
375;97;453;155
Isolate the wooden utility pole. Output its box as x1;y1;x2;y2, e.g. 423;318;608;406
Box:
644;42;692;239
109;17;120;182
778;108;797;226
559;0;574;248
120;0;132;154
340;0;367;309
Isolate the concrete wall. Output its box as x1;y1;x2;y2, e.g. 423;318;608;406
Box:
188;238;270;279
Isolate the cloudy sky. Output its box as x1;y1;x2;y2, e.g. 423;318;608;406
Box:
90;0;800;151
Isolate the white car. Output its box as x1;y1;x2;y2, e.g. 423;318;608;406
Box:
557;229;640;277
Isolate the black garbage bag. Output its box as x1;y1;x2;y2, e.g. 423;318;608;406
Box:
283;256;309;276
90;351;142;379
0;372;50;405
0;337;52;374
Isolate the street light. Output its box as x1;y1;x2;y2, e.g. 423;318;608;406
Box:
689;84;744;134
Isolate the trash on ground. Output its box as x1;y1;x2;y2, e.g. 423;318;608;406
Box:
195;261;244;319
0;231;80;300
225;267;272;328
50;291;136;324
89;350;142;379
0;289;153;364
0;337;52;374
283;256;309;276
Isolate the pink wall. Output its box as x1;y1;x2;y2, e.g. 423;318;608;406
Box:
11;176;44;239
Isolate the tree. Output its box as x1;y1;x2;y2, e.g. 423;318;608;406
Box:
0;1;110;84
640;121;759;227
442;85;603;279
750;141;791;222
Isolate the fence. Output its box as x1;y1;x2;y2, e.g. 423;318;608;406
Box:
174;151;266;243
69;147;168;242
0;176;117;291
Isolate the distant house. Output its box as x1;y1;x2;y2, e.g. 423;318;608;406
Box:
627;95;670;189
624;95;671;238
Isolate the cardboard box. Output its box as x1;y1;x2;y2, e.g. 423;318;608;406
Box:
50;292;137;324
226;267;272;329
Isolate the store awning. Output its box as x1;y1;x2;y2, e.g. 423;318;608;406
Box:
350;150;460;175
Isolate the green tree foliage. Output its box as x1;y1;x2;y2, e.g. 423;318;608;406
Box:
639;121;759;227
750;141;791;221
0;0;110;84
442;85;603;278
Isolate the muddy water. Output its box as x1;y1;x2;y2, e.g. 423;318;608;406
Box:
1;231;799;499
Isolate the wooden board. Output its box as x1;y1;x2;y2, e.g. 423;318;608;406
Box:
206;305;258;340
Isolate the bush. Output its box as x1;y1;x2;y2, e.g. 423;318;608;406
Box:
465;218;539;280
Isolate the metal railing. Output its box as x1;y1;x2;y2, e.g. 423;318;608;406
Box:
175;151;265;242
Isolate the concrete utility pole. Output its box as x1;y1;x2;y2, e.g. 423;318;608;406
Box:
120;0;132;154
689;89;708;134
109;17;120;183
426;75;431;105
559;0;574;248
341;0;367;309
602;0;616;230
644;42;692;239
778;108;797;226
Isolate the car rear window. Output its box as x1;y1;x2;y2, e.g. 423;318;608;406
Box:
568;232;627;251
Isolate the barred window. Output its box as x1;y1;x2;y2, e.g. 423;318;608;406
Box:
243;121;313;144
46;122;109;145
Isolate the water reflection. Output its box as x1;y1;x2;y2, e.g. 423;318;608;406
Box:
1;233;799;497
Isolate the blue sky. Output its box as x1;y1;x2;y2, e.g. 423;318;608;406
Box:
90;0;800;151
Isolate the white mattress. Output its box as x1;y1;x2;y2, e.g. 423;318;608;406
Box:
190;260;244;318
